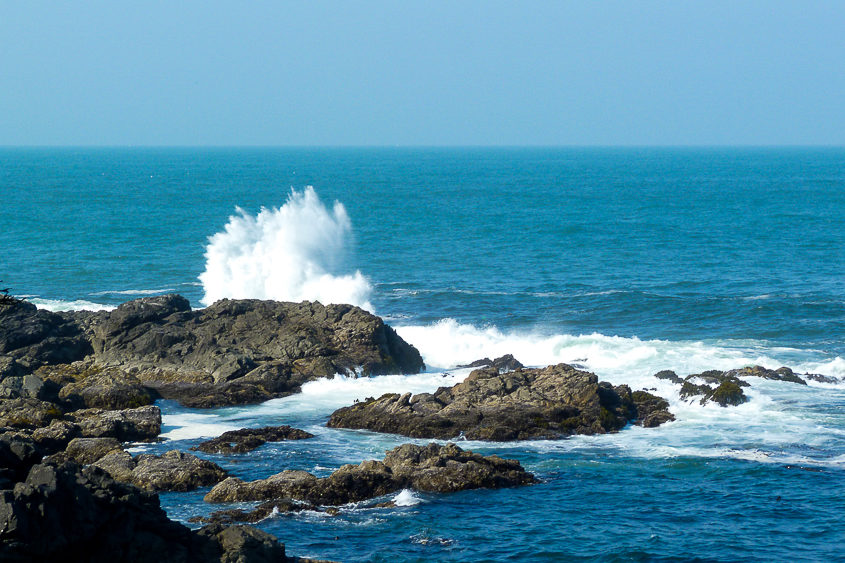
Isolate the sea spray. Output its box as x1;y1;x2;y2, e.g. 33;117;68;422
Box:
199;186;373;310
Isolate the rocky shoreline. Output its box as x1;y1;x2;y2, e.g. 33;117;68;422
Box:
2;293;836;561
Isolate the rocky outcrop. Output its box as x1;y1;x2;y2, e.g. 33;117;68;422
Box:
193;425;315;455
61;437;124;465
205;442;535;506
93;449;228;492
68;405;162;442
0;459;293;562
1;295;424;409
328;364;674;441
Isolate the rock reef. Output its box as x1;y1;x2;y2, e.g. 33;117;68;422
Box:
328;363;675;440
203;442;536;519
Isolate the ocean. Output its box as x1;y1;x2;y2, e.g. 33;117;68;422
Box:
2;147;844;561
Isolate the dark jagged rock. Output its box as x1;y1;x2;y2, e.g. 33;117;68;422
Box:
93;449;229;492
91;296;423;394
653;370;683;384
804;372;840;384
328;363;673;441
679;371;750;407
0;460;295;562
1;295;424;409
457;354;524;372
0;299;92;371
630;390;675;427
205;442;535;506
193;425;315;454
68;404;162;442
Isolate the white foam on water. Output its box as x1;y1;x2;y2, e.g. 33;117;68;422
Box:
394;318;842;383
393;489;422;506
89;288;176;296
159;412;244;441
198;186;373;311
31;298;116;312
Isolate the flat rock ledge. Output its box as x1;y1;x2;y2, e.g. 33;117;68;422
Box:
328;363;674;441
193;425;314;454
204;442;536;513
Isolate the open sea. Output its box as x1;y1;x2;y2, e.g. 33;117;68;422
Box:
1;147;844;561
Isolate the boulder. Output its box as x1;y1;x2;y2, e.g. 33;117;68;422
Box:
193;425;315;454
69;405;161;442
62;437;124;464
204;442;535;505
679;371;750;407
93;449;228;492
328;363;674;440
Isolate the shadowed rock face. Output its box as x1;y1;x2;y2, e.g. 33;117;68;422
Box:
204;442;536;508
327;364;674;441
0;432;304;562
1;295;424;409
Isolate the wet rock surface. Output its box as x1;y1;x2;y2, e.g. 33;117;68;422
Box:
328;363;674;440
193;425;315;454
205;442;536;506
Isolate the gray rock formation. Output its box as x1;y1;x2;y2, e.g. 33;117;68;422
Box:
328;363;674;440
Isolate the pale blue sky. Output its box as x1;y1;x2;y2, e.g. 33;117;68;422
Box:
1;1;843;146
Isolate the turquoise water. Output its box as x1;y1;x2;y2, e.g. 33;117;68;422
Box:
2;148;844;561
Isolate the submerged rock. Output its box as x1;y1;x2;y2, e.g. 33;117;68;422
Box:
193;425;315;454
204;442;536;506
328;363;674;440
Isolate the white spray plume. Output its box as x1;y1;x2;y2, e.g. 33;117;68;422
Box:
199;186;373;310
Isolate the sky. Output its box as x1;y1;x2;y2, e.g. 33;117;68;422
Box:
1;1;844;146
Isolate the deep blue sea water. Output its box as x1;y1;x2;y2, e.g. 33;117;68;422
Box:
1;147;844;561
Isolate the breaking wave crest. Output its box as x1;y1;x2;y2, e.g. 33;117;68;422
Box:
199;187;373;310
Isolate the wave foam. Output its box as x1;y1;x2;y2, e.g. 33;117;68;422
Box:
394;319;843;385
31;298;115;312
199;187;373;310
